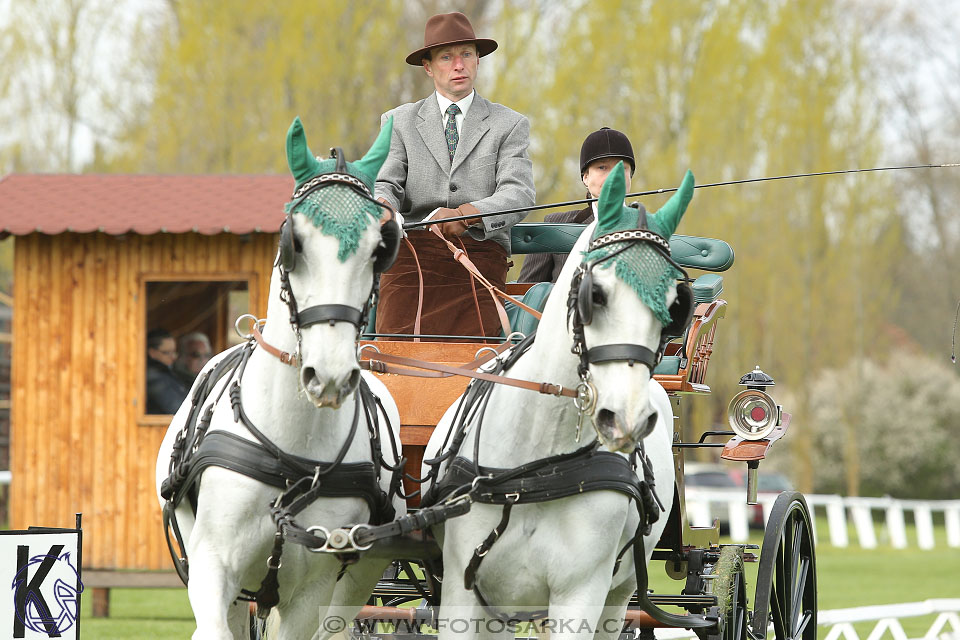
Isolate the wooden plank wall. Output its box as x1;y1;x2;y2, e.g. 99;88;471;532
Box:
10;232;276;569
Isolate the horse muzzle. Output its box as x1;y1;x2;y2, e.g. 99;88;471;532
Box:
301;366;361;409
594;408;658;452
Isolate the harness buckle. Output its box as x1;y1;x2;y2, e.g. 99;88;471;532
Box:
348;524;375;551
470;474;494;494
311;465;322;489
504;492;520;504
444;490;473;508
234;314;260;340
305;525;331;553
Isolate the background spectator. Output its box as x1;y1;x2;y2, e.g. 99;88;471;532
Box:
173;331;212;387
146;328;187;414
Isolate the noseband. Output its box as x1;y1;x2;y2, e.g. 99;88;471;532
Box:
277;148;401;353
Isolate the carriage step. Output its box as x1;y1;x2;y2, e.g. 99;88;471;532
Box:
372;581;716;609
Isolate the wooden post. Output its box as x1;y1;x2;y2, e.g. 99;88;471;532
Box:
92;587;109;618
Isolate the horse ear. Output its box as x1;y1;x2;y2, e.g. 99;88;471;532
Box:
353;116;394;183
286;116;323;185
649;170;694;238
595;160;627;235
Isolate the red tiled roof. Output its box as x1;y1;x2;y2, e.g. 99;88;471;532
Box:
0;174;295;235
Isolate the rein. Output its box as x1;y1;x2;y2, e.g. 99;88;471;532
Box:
426;225;543;329
249;319;298;367
359;345;578;399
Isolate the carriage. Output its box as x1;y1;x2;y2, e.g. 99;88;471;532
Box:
157;118;816;640
342;223;817;640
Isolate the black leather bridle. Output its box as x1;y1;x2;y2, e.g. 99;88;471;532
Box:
276;148;401;356
566;225;694;432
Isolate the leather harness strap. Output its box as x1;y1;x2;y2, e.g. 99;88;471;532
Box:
360;349;578;398
402;236;427;340
428;225;543;326
251;321;298;367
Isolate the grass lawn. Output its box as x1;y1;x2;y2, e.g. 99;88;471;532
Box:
80;588;194;639
81;519;958;638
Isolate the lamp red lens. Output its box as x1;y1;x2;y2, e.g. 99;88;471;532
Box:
750;406;767;422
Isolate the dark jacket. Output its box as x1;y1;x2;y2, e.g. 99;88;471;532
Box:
517;206;594;283
146;357;188;414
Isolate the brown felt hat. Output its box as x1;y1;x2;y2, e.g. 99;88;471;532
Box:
406;12;498;66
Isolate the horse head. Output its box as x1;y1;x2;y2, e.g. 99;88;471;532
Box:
568;164;695;451
278;116;399;408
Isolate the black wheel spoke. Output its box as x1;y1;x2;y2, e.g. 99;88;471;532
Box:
795;609;813;638
791;556;810;636
770;579;785;638
754;493;817;640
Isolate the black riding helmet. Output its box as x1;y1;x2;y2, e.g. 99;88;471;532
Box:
579;127;635;176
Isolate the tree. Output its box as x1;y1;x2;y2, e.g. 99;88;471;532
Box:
0;0;161;172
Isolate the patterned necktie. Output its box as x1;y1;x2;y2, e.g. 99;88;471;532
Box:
444;103;461;161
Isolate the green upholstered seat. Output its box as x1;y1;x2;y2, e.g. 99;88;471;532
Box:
691;273;723;304
652;355;681;375
510;223;735;272
504;282;553;337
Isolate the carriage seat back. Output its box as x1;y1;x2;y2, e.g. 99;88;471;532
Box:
504;274;724;377
510;223;735;273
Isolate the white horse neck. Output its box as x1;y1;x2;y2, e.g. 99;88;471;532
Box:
471;226;596;463
233;267;368;461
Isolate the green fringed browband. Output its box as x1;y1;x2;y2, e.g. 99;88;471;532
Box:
282;115;395;262
285;187;381;262
581;164;695;325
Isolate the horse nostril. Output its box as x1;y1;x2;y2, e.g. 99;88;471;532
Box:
301;366;317;387
644;411;658;436
344;368;361;392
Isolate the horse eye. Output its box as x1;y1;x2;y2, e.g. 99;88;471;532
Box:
592;285;607;307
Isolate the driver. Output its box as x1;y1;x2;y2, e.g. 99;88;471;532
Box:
374;12;535;338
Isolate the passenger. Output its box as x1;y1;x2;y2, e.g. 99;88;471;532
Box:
146;328;188;414
173;331;212;387
375;11;536;338
518;127;639;284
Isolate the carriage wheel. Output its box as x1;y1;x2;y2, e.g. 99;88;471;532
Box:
713;546;748;640
750;491;817;640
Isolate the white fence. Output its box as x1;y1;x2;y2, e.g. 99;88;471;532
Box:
684;488;960;549
654;599;960;640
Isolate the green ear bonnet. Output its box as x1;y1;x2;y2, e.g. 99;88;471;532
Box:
581;166;694;325
283;116;394;261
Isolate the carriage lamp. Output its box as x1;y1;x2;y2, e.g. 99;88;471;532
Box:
727;389;779;440
728;366;781;504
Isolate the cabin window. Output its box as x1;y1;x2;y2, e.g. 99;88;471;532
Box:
142;278;251;420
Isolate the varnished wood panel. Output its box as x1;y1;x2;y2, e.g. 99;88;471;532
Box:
10;232;276;570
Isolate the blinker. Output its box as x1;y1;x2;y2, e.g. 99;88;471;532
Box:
576;267;594;325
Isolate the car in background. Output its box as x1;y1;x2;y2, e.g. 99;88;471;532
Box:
682;462;742;531
728;467;794;528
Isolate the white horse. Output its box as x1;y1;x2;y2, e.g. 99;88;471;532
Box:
419;166;697;639
155;117;406;640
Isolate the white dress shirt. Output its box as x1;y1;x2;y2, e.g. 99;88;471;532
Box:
436;91;475;137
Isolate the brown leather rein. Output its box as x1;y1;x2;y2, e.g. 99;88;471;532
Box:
357;346;577;399
246;318;577;399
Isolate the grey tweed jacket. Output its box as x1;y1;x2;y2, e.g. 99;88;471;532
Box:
375;93;536;252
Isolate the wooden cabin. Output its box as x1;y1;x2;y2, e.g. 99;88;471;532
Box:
0;174;291;576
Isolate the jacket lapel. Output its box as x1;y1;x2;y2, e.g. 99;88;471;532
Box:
416;96;451;173
451;94;490;173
